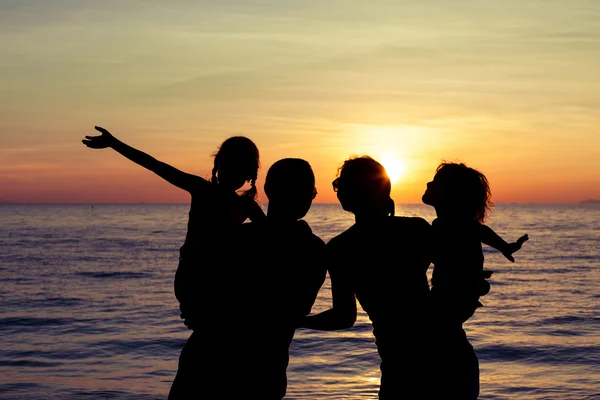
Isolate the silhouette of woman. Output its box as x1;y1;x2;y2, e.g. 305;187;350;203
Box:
422;161;528;399
303;156;433;399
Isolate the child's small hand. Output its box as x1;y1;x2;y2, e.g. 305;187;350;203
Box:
502;234;529;262
82;126;115;149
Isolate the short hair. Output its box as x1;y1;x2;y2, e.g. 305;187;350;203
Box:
338;156;391;198
264;158;315;201
337;156;394;216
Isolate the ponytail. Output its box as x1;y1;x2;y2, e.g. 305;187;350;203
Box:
242;178;258;200
387;197;395;216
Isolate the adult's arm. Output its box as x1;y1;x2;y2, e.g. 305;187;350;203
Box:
302;265;357;331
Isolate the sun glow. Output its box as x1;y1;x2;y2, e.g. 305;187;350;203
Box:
380;155;406;184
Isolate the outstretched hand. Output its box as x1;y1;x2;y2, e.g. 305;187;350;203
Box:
502;234;529;262
82;126;115;149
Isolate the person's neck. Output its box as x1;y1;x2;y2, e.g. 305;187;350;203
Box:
434;207;445;219
434;207;468;221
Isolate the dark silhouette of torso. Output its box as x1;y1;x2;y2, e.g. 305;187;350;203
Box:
427;217;488;400
181;187;256;257
173;219;326;399
430;217;487;324
326;216;432;397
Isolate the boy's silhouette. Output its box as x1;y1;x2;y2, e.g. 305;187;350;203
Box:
169;158;326;400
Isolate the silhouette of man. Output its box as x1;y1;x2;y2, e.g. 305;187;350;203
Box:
169;158;327;400
303;156;433;399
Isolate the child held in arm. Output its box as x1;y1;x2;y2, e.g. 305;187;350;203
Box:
422;161;528;323
82;126;266;327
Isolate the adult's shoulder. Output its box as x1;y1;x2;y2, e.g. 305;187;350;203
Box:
326;224;357;249
218;221;260;247
310;232;327;248
300;221;327;252
391;216;431;232
295;220;326;248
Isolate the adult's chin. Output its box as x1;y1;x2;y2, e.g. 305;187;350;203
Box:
421;193;431;205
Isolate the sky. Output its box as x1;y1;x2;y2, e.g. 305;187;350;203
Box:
1;0;599;204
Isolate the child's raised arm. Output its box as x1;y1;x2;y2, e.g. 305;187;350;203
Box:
82;126;209;194
478;223;529;263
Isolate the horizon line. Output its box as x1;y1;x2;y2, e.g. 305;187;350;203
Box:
0;201;597;206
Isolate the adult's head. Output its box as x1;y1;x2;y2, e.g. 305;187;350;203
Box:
211;136;260;199
422;161;493;222
264;158;317;221
333;156;395;218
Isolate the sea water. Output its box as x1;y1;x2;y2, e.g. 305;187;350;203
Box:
1;204;598;399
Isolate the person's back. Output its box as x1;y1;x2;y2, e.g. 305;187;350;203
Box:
172;158;326;400
304;156;433;399
212;219;326;397
328;216;430;344
327;216;432;398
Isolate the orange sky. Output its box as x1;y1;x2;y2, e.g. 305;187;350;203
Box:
1;1;599;204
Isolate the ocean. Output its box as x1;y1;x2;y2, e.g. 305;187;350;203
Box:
1;204;598;399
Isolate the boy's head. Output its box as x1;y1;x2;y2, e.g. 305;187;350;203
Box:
264;158;316;221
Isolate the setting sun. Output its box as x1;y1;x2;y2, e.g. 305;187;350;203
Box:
380;155;406;184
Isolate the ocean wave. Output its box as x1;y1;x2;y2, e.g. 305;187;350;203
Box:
536;254;598;262
0;316;121;336
0;316;75;329
477;343;599;366
538;266;593;274
91;337;184;356
69;390;160;400
0;359;62;368
0;276;34;283
540;329;585;337
2;297;85;308
77;271;152;279
0;382;48;399
539;315;600;325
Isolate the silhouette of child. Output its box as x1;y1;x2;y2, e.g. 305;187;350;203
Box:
422;161;528;323
82;126;266;316
422;161;528;399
